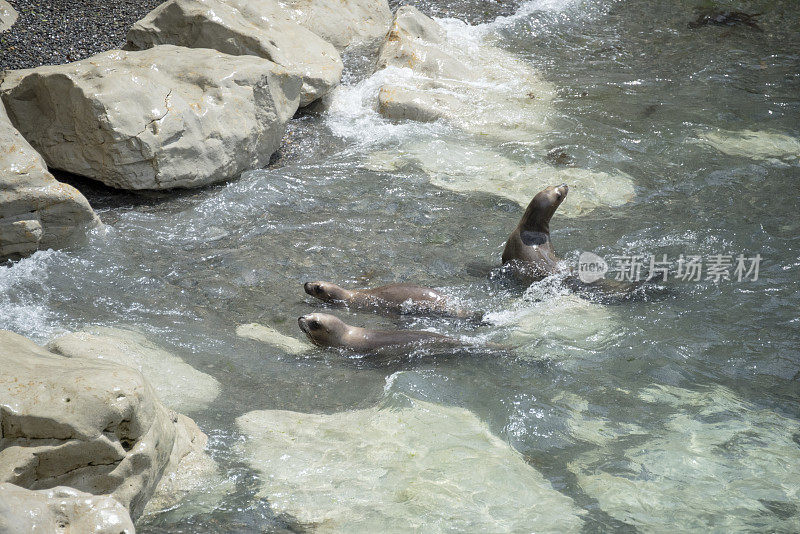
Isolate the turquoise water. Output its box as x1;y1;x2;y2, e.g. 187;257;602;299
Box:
1;0;798;531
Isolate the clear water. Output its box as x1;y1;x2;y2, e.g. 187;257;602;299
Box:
2;0;799;531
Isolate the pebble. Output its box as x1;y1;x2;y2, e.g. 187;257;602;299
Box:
0;0;163;71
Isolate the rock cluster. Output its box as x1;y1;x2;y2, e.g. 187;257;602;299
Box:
0;330;211;523
0;0;392;259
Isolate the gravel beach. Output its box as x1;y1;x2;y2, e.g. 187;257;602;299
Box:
0;0;164;71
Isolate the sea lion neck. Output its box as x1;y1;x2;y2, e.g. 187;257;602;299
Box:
519;202;552;235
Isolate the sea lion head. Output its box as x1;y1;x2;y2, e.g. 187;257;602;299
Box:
298;313;350;348
304;281;351;303
520;183;568;231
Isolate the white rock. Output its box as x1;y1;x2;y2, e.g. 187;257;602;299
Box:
280;0;392;51
500;293;620;362
47;327;220;413
569;384;800;532
126;0;343;106
0;103;99;260
373;6;556;141
142;412;231;519
366;140;635;216
695;129;800;161
1;46;301;190
0;329;208;520
0;483;134;534
236;322;311;355
0;1;16;33
236;396;584;533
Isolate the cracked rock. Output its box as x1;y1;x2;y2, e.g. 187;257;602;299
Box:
0;45;301;190
0;329;209;521
126;0;343;106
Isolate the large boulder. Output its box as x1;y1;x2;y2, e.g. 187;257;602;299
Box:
0;103;99;260
0;483;134;534
281;0;392;51
126;0;343;106
0;329;208;520
47;327;220;414
372;6;555;141
1;45;301;190
0;1;16;33
236;396;584;532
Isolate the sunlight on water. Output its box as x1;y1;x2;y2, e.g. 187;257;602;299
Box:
2;0;799;531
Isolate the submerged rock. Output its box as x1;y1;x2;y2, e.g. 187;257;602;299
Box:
366;140;635;216
372;6;555;141
0;103;99;261
696;129;800;161
0;329;209;520
236;396;584;532
0;483;135;534
280;0;392;51
1;45;301;190
126;0;343;106
568;384;800;531
236;323;311;355
0;0;16;33
47;327;220;413
500;293;620;362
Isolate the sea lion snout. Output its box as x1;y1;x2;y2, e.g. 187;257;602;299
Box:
303;281;319;296
298;315;310;333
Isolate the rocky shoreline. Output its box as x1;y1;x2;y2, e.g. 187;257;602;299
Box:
1;0;625;531
0;0;395;530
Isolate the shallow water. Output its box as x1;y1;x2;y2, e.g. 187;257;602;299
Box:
2;0;799;531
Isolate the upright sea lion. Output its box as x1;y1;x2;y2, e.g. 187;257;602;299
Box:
298;312;465;353
501;183;648;302
304;281;483;321
501;183;569;282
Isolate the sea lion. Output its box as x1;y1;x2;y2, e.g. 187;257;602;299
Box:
298;312;465;353
303;281;482;321
501;183;569;282
501;184;649;302
688;8;762;30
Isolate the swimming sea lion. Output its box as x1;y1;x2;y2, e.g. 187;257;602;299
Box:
688;8;762;30
303;281;483;321
502;183;651;302
501;183;569;282
298;312;464;353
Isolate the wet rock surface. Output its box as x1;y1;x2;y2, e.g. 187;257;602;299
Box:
0;329;209;520
126;0;344;106
0;102;99;261
1;45;301;190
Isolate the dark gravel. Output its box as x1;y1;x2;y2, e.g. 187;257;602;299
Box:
0;0;164;71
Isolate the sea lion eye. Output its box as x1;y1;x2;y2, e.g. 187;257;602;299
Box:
309;320;320;330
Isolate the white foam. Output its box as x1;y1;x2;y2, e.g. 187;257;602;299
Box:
0;250;62;342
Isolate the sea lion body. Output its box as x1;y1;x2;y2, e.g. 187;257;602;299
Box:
502;183;654;302
501;184;568;282
304;281;480;321
298;313;464;353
